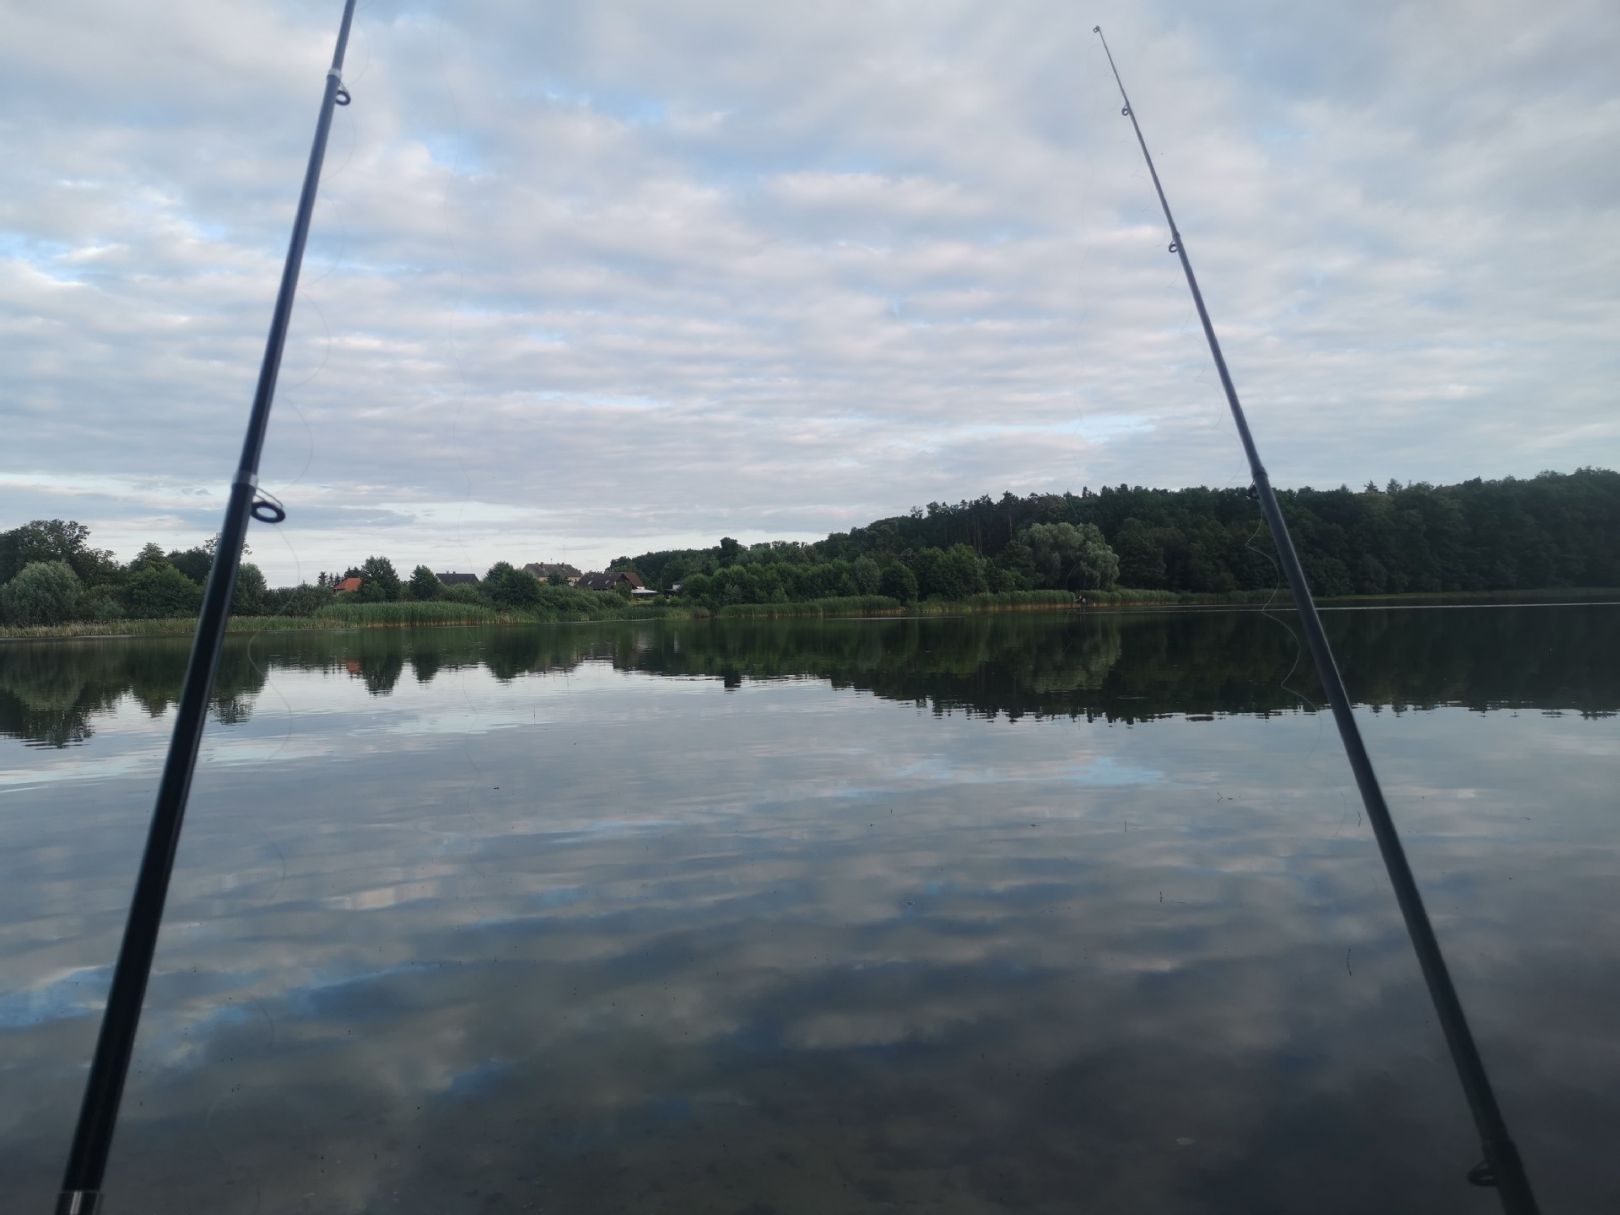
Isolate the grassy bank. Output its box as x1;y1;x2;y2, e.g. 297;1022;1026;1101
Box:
0;599;706;640
6;586;1616;641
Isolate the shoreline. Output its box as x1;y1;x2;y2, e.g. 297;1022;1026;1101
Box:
4;587;1618;642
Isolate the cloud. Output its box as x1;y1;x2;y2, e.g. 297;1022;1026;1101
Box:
2;0;1616;580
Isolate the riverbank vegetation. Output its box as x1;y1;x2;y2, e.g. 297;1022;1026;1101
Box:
3;469;1616;638
622;468;1620;602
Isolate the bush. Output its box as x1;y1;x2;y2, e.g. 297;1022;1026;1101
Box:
265;583;334;616
123;564;203;619
878;563;918;603
1;561;82;625
81;593;125;622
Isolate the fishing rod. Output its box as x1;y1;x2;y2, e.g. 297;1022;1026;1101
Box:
54;3;359;1211
1090;26;1540;1215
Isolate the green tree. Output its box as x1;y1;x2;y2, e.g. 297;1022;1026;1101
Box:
1;561;82;625
878;563;918;603
122;565;202;619
167;545;214;584
1115;520;1166;588
0;519;115;585
912;544;988;600
359;556;402;601
851;555;881;595
1019;522;1119;591
266;583;332;616
232;563;268;614
409;565;442;600
487;564;542;608
129;543;171;574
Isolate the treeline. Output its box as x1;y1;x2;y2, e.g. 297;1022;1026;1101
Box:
619;469;1620;599
0;524;637;628
628;521;1120;609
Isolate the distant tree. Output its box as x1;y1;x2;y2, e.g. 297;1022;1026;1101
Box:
1;561;82;625
442;583;487;605
232;563;268;614
0;519;114;585
851;555;882;595
878;563;918;603
718;536;741;567
487;564;542;608
166;546;214;585
547;571;568;587
1019;522;1119;591
409;565;442;600
912;544;988;600
129;543;171;574
359;556;402;601
266;583;333;616
1114;520;1166;588
80;592;124;622
123;565;203;619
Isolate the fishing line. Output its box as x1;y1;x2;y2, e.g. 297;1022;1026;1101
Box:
1091;26;1539;1214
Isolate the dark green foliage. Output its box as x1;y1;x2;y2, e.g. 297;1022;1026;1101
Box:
129;543;171;574
408;565;442;600
1017;522;1119;591
913;545;989;600
359;556;402;602
879;563;918;603
851;555;882;595
487;564;543;608
1;561;82;625
122;565;203;619
166;546;214;584
232;563;268;614
264;583;334;616
0;519;115;585
626;469;1620;601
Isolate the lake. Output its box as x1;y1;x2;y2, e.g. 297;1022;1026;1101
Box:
2;606;1616;1213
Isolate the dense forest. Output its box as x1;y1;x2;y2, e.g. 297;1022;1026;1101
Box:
619;469;1620;603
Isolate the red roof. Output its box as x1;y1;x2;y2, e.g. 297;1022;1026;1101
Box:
335;576;363;593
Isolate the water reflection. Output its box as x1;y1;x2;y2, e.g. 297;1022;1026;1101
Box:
3;606;1615;749
0;608;1616;1212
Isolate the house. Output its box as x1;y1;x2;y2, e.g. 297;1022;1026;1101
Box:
577;570;645;592
435;572;479;586
334;576;364;594
523;562;582;585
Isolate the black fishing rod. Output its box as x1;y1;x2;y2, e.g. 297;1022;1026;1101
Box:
1090;25;1539;1215
54;3;359;1211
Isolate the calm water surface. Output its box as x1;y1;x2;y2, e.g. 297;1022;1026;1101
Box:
1;607;1616;1213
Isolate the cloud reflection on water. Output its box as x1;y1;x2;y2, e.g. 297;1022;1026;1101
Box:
1;608;1617;1212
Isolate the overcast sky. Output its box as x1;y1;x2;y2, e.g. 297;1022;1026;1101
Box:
4;0;1617;583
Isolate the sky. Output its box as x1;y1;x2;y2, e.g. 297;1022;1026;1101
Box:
3;0;1617;584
